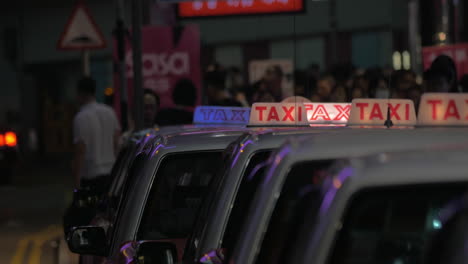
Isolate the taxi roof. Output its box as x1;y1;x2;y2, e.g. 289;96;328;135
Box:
157;128;249;149
285;127;468;160
232;127;468;264
301;146;468;264
350;146;468;187
131;126;251;154
236;126;350;152
196;125;354;256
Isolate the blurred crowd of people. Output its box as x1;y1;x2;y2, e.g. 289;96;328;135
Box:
201;55;468;111
141;54;468;127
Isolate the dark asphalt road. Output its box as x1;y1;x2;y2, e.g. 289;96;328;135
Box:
0;155;79;264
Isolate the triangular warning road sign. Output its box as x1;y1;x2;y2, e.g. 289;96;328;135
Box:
57;2;107;50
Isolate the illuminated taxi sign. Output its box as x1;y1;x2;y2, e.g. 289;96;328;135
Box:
249;102;350;126
418;93;468;126
304;103;351;124
348;99;416;126
193;106;251;125
249;103;307;126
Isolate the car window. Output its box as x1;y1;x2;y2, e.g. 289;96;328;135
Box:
137;151;222;240
107;145;133;199
328;183;468;264
107;153;149;245
254;160;335;264
222;151;272;256
183;143;238;262
106;144;131;197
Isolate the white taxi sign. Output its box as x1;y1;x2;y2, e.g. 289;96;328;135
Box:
249;102;351;126
348;99;416;126
193;106;251;125
418;93;468;126
304;103;350;124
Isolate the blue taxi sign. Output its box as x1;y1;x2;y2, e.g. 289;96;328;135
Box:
193;106;251;125
348;99;417;126
418;93;468;126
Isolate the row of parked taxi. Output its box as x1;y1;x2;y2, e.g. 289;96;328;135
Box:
65;93;468;264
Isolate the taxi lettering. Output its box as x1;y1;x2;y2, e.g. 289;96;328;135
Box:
348;99;416;126
249;101;350;126
254;106;304;122
426;99;468;120
355;103;411;121
305;104;350;121
194;106;250;124
417;93;468;126
200;108;248;122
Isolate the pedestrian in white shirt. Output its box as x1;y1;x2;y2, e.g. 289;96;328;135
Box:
72;77;121;193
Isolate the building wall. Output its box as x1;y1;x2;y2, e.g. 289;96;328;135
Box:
22;2;115;64
269;38;325;69
0;1;117;153
352;31;393;68
0;0;409;131
0;15;21;124
184;0;408;70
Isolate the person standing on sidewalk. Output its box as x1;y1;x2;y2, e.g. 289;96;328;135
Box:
72;77;121;194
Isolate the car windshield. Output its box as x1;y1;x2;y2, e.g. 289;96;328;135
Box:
137;151;222;240
252;160;335;264
222;151;272;256
327;183;468;264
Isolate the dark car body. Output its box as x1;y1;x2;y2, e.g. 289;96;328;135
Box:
69;127;248;264
105;128;247;263
63;128;161;237
184;127;351;264
230;128;468;264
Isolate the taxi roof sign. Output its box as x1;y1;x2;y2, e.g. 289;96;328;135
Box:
305;103;350;124
418;93;468;126
193;106;251;125
249;102;351;126
348;99;417;126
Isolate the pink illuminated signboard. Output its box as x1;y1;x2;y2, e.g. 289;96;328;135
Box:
422;43;468;79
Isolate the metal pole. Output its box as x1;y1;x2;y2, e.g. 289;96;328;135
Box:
408;0;422;74
453;0;460;43
82;50;91;76
115;0;128;131
441;0;451;43
329;0;338;66
132;0;144;131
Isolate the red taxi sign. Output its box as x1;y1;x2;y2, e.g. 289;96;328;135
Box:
249;102;351;126
348;99;417;126
418;93;468;126
194;106;251;125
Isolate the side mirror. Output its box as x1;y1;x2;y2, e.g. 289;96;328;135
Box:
135;241;178;264
67;226;107;256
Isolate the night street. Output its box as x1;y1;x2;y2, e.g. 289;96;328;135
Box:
0;157;77;264
2;0;468;263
